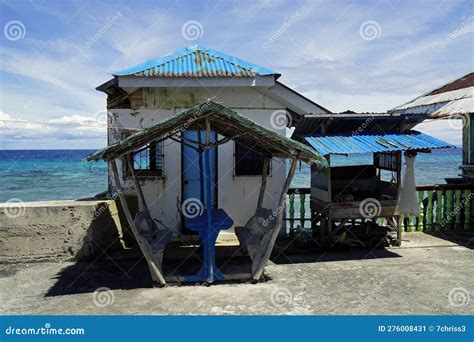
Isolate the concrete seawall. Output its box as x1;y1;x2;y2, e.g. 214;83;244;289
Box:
0;199;128;263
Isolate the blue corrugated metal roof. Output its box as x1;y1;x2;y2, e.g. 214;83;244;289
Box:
304;131;453;155
113;45;279;77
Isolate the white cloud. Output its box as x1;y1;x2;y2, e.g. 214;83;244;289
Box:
414;119;462;146
0;0;470;149
0;109;106;146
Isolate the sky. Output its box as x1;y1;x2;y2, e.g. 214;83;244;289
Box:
0;0;471;149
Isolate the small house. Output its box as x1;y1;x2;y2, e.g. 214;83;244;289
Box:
88;102;326;284
96;45;330;235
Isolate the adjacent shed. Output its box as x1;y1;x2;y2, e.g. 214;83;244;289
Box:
292;108;453;246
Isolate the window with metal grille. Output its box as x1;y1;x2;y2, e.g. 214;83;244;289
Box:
234;142;270;176
130;141;164;177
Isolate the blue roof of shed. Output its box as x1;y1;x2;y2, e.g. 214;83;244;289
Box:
304;131;453;155
113;45;279;77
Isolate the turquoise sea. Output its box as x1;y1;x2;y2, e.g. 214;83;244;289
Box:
0;149;463;203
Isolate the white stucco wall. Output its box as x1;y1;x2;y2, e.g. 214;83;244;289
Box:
107;86;287;233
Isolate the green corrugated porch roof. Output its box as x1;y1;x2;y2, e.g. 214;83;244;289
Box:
86;101;327;167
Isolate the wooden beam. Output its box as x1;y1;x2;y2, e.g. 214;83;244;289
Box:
257;158;270;208
169;136;199;151
126;154;157;234
202;133;247;150
252;158;298;280
205;118;211;145
110;159;166;285
395;151;402;245
204;118;214;281
105;113;214;160
213;117;294;157
197;125;205;204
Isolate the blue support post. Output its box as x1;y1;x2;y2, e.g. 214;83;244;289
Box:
204;147;214;282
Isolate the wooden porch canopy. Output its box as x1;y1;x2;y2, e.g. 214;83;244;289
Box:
86;101;325;165
87;101;326;285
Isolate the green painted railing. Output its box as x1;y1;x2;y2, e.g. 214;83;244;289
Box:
404;185;472;232
286;185;473;232
286;188;311;231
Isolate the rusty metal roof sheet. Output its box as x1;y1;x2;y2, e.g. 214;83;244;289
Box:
426;73;474;96
304;131;453;155
390;73;473;117
113;45;279;78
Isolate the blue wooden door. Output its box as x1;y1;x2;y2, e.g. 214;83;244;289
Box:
182;129;217;209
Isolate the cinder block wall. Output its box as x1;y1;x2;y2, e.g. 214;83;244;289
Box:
0;200;126;263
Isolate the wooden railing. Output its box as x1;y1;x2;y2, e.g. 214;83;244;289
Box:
286;185;473;232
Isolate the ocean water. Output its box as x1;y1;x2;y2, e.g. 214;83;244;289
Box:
0;148;462;203
0;150;107;202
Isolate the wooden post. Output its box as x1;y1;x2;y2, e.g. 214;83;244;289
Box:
395;151;402;244
204;118;214;281
391;216;402;246
110;159;166;285
300;192;306;228
196;125;205;204
252;158;298;281
288;193;295;232
126;154;156;233
464;190;471;231
257;158;269;208
320;216;328;246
